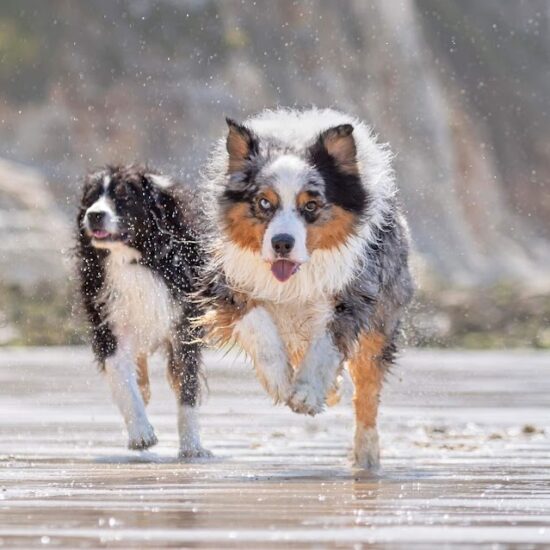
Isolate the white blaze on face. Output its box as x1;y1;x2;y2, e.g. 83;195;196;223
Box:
260;155;312;264
84;175;119;247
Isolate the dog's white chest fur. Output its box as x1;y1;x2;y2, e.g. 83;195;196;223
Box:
265;298;333;361
102;246;175;352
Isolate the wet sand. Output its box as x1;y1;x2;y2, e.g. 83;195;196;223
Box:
0;347;549;548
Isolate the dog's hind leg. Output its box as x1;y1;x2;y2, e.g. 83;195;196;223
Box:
136;354;151;406
104;342;158;450
347;331;386;470
167;337;212;459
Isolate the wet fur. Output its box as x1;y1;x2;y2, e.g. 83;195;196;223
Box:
199;108;414;469
75;165;208;456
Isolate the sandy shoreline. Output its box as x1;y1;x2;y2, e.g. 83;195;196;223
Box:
0;348;549;547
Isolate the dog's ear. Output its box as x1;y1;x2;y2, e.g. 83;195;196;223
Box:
147;173;174;189
310;124;358;176
225;117;258;174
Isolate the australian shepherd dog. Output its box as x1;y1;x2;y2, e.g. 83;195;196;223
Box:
200;108;413;468
76;165;210;458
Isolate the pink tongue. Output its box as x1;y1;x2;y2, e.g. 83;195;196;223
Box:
92;230;109;239
271;260;298;283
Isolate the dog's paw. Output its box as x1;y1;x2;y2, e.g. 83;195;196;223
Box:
178;444;213;461
256;363;293;405
127;423;158;451
353;426;380;470
287;381;325;416
267;375;293;405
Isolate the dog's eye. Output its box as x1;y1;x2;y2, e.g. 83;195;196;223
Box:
304;201;318;213
115;185;132;201
258;198;272;211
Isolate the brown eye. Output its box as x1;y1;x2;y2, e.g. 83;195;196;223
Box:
115;184;134;202
304;201;318;213
258;197;272;211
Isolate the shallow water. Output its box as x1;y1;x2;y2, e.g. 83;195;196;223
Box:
0;348;549;548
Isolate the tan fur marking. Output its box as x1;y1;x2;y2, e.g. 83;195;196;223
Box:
307;206;356;250
224;203;265;252
136;354;151;406
296;191;320;209
166;347;180;394
166;341;192;395
348;332;385;429
227;126;251;174
323;129;358;176
326;372;343;407
202;294;257;348
260;188;280;208
289;349;306;369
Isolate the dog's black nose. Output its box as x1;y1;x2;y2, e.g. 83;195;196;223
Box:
271;233;295;256
87;211;106;227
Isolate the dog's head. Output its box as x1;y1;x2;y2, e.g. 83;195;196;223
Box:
79;165;174;253
220;118;368;282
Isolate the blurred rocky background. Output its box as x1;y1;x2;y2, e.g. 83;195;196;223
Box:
0;0;548;347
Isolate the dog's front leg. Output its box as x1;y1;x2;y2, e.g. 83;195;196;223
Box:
233;306;292;404
287;331;343;416
104;342;157;450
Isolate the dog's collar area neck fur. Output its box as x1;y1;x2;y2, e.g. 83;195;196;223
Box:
219;238;363;304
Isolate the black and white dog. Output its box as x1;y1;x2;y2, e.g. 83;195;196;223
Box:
76;165;210;458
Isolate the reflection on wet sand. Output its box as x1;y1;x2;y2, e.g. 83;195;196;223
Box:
0;348;549;547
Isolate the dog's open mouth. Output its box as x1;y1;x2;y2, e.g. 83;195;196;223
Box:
90;230;126;242
271;259;300;283
91;230;111;240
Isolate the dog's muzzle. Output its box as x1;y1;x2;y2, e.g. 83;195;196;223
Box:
270;233;300;282
84;209;119;242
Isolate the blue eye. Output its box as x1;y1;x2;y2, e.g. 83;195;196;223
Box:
259;198;272;211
